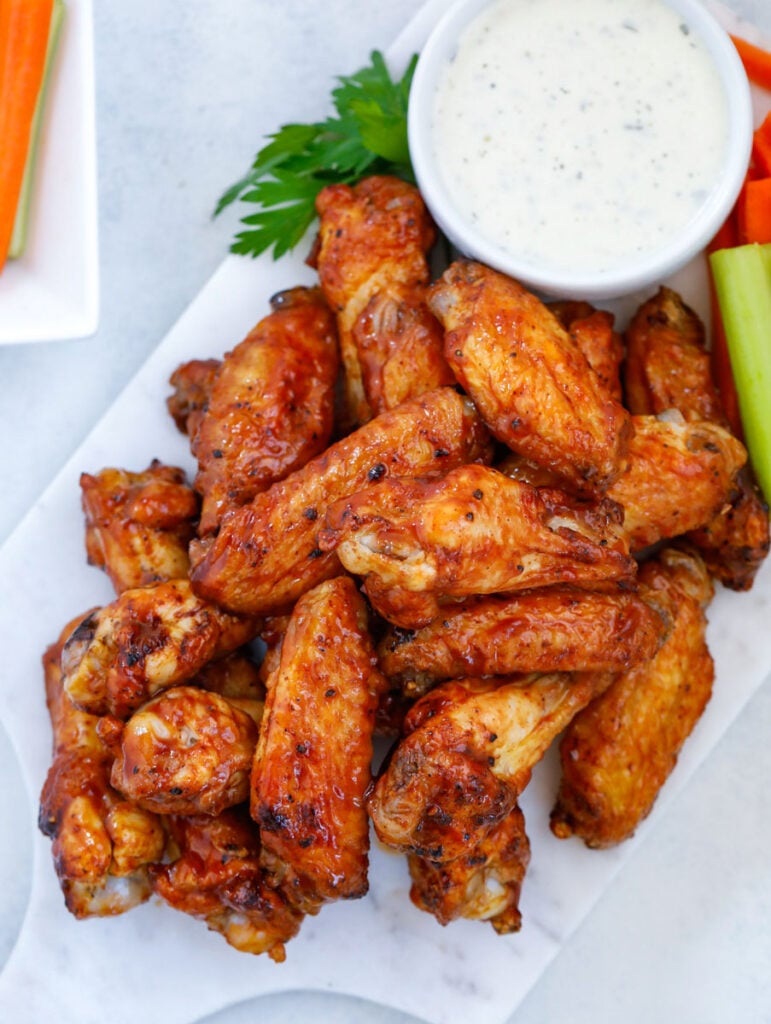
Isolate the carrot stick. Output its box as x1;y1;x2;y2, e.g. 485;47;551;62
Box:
739;178;771;244
0;0;55;271
730;34;771;92
752;112;771;177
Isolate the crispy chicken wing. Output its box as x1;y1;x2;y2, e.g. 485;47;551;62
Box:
550;546;714;848
428;260;631;493
80;462;199;594
190;387;492;616
550;300;624;401
321;464;635;629
39;620;166;918
194;650;266;701
167;357;221;439
408;804;530;933
192;287;339;534
152;808;303;961
313;175;439;426
252;576;386;913
61;579;259;718
377;586;668;696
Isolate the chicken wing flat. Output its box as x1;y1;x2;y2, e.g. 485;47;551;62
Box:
110;686;261;816
408;804;530;933
313;175;439;426
39;620;166;918
624;287;769;589
549;300;624;401
252;576;386;913
368;671;609;862
321;464;635;629
152;807;303;961
550;546;714;848
190;387;492;616
192;286;339;534
80;462;199;595
61;579;259;718
167;357;221;438
428;260;631;493
377;586;668;696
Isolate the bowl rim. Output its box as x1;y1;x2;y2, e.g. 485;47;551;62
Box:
407;0;754;300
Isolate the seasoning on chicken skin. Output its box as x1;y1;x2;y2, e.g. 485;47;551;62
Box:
623;286;769;589
190;387;492;617
193;649;266;701
252;576;387;914
549;300;624;401
377;586;669;697
80;462;199;595
428;260;631;494
550;546;715;848
152;807;303;961
408;804;530;933
110;686;262;816
192;286;339;534
368;671;611;862
61;578;259;719
39;619;166;918
313;175;441;426
167;357;221;438
320;464;635;629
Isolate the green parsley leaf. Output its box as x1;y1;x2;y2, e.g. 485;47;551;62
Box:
216;51;419;260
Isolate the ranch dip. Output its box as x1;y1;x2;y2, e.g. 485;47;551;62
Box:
431;0;730;275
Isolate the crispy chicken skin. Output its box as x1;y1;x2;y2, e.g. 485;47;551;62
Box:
167;358;221;438
408;804;530;933
428;260;631;493
377;586;669;696
111;686;262;816
624;287;769;589
61;579;259;718
39;620;166;918
550;546;714;848
321;464;635;629
549;300;624;401
368;671;609;861
80;462;199;594
193;650;266;701
313;175;438;426
252;576;386;913
152;808;303;961
190;387;492;616
192;287;339;534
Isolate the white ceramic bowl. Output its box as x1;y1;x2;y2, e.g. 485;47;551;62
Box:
408;0;753;300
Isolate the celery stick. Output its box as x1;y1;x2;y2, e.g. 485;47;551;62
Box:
8;0;66;260
709;243;771;506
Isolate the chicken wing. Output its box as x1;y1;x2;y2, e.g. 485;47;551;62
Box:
167;357;221;439
321;464;635;629
190;387;492;616
80;462;199;594
549;300;624;401
193;649;266;701
377;586;668;696
313;175;440;426
61;579;259;718
39;619;166;918
550;546;714;848
152;808;303;960
192;286;339;534
408;804;530;933
428;260;631;493
252;576;386;913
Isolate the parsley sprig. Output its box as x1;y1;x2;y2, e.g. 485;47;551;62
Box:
216;50;418;260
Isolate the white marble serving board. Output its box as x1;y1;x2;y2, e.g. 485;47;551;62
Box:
0;2;770;1023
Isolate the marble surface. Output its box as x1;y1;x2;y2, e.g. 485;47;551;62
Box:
1;2;771;1023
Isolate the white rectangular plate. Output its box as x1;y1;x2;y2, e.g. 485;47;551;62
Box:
0;3;769;1024
0;0;98;345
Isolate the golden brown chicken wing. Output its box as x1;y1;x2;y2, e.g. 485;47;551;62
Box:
377;586;668;696
39;620;166;918
408;804;530;933
550;546;714;848
152;807;303;960
550;300;624;401
80;462;199;594
167;357;221;438
190;387;492;616
321;464;635;629
192;286;339;534
61;579;259;718
428;260;631;493
313;175;440;426
252;576;386;913
193;649;266;701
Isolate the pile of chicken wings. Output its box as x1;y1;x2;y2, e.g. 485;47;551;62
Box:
39;176;769;961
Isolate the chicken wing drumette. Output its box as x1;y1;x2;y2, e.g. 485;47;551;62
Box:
549;300;624;402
